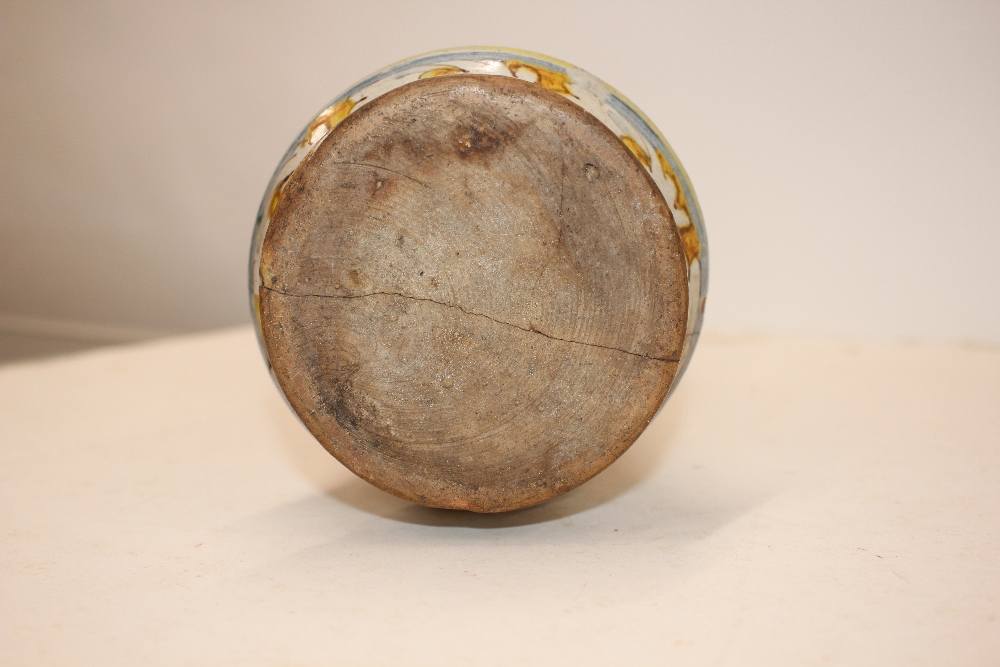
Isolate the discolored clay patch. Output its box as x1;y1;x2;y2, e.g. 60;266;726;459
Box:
260;74;688;512
453;123;515;159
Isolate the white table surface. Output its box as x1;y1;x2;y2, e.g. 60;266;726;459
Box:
2;327;998;666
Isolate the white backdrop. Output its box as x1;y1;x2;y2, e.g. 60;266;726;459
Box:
2;0;998;343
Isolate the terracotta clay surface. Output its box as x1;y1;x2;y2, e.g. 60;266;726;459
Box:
259;74;688;511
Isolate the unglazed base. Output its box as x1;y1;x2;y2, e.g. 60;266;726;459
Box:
259;74;689;512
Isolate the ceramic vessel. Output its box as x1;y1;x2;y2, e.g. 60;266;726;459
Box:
250;47;707;393
249;48;709;511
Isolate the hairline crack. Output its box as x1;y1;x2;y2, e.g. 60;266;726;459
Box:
260;285;678;363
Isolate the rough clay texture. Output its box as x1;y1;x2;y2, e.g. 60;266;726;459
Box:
260;74;688;512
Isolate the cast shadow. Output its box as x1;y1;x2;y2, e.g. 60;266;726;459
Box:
269;391;687;529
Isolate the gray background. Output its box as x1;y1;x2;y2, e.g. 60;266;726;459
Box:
2;0;998;356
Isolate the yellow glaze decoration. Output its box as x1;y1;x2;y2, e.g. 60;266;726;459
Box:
677;224;702;266
505;60;576;98
418;66;467;79
656;149;691;223
252;292;261;329
653;150;699;264
299;97;361;148
620;135;652;171
267;174;291;218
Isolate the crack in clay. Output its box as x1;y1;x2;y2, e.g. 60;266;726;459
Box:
260;285;678;363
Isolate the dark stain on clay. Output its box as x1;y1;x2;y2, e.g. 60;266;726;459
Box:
454;123;513;159
319;369;386;450
312;351;363;432
360;134;426;166
369;173;398;199
324;389;358;432
330;393;403;460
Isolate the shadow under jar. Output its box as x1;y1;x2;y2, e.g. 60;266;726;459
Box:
250;49;708;513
